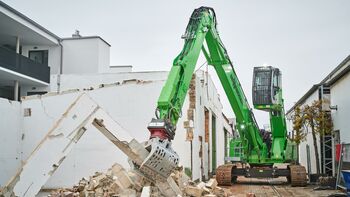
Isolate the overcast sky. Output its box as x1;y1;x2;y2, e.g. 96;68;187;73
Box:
4;0;350;126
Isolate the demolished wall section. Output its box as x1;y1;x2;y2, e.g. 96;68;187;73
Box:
0;70;233;190
0;98;22;186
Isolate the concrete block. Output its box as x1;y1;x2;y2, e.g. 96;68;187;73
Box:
110;164;134;189
183;120;193;128
205;178;218;189
213;186;227;197
184;185;203;197
196;181;206;189
187;109;194;120
186;127;194;141
61;191;73;197
190;103;196;109
119;188;137;197
94;187;104;196
85;191;95;197
110;163;124;175
140;186;151;197
127;170;146;191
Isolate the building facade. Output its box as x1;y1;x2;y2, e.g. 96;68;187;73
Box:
0;1;129;100
286;55;350;176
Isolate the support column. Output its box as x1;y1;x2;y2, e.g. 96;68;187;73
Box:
16;36;20;54
14;80;19;101
14;37;20;101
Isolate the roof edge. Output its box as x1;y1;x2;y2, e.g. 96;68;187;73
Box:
0;1;61;40
61;36;111;46
286;54;350;115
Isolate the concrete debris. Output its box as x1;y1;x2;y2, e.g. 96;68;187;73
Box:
205;179;218;189
140;186;151;197
48;163;231;197
246;193;256;197
48;164;142;197
184;185;203;197
182;178;229;197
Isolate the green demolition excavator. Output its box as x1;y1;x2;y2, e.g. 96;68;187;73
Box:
146;7;307;186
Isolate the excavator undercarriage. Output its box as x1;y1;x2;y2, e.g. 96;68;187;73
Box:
216;164;307;187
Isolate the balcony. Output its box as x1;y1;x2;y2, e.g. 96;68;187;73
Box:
0;46;50;83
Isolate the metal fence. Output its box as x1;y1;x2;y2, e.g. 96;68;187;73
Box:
336;143;350;190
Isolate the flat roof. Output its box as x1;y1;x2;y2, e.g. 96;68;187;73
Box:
0;1;113;47
286;54;350;115
61;36;111;46
0;1;60;40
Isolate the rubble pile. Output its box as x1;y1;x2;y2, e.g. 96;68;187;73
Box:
48;163;230;197
49;163;148;197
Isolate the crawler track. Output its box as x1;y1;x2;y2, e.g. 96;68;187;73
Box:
216;164;236;186
289;165;307;187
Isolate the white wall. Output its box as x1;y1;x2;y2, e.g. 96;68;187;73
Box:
192;71;228;179
20;81;163;188
286;90;320;174
331;72;350;143
97;39;111;73
62;38;99;74
0;98;22;186
50;71;168;92
0;70;232;189
287;70;350;175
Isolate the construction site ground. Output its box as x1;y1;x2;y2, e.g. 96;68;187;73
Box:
222;177;342;197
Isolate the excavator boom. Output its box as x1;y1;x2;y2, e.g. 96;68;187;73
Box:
147;6;306;187
148;7;266;162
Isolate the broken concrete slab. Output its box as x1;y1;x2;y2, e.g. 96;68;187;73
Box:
119;188;137;197
0;93;144;197
0;94;100;197
205;178;218;189
141;186;151;197
184;185;203;197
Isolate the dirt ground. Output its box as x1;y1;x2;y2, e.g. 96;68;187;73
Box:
222;177;344;197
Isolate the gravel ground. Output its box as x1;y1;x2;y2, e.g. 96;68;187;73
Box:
222;177;344;197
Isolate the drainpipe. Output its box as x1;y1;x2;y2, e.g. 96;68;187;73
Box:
57;39;63;92
14;36;20;100
16;36;20;54
14;80;19;101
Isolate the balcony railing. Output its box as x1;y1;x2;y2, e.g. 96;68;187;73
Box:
0;46;50;83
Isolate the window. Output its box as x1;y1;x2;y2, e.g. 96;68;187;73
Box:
27;91;47;96
29;50;48;65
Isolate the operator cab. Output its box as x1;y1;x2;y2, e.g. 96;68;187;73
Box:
252;66;281;109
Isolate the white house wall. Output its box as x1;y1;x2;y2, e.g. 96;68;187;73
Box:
287;70;350;175
287;90;320;174
0;70;231;189
331;72;350;143
194;71;226;179
97;39;111;73
62;39;100;74
0;98;22;186
50;71;168;92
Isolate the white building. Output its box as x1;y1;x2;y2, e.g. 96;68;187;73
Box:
0;1;234;193
286;55;350;176
0;1;129;100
